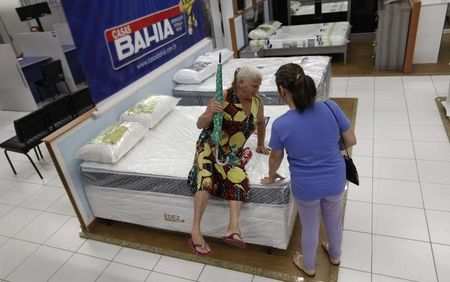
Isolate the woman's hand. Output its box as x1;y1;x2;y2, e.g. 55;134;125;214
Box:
255;145;271;155
260;173;285;185
205;98;223;115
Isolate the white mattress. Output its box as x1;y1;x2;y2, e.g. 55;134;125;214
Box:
291;1;348;16
81;106;297;249
173;56;331;101
250;22;350;49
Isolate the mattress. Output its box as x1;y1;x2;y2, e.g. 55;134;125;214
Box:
290;1;348;16
269;22;349;48
173;56;331;102
81;106;297;249
81;106;292;205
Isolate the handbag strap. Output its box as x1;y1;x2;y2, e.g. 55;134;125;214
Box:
323;101;350;157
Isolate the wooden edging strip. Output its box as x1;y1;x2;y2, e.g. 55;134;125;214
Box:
404;0;421;74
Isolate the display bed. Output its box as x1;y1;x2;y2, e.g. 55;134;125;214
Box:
247;22;350;63
173;56;331;105
81;106;297;249
290;1;348;16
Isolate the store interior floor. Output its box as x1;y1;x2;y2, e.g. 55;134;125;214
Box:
0;73;449;282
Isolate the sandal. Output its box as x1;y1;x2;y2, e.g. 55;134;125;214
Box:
221;233;246;249
321;241;340;265
292;251;316;277
187;238;212;257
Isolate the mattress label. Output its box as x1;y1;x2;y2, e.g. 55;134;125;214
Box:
164;213;185;223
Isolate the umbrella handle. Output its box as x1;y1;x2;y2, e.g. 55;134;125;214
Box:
215;148;229;166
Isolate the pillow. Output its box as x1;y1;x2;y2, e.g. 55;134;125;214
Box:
76;121;146;163
173;60;217;84
248;21;282;40
119;95;180;128
197;48;234;63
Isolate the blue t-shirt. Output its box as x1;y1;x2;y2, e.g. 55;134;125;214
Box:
269;100;351;201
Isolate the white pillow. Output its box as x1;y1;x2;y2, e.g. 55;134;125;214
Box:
76;121;146;163
119;95;180;128
248;21;282;40
173;60;217;84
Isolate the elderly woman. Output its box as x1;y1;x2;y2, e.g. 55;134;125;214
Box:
187;65;271;256
261;63;356;276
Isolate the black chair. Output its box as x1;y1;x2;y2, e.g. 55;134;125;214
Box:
70;87;95;116
0;109;51;179
35;59;71;102
44;95;75;131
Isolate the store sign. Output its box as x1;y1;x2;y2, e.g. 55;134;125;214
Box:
61;0;206;103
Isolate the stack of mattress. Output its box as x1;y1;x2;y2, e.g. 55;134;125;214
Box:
81;106;297;249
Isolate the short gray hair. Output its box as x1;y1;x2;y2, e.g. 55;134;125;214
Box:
229;65;262;91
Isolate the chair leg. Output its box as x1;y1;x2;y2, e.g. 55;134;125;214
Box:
33;147;40;160
4;150;17;175
25;153;43;179
37;145;44;159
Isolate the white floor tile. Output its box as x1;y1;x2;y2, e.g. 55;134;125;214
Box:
0;235;7;247
373;124;411;141
252;275;283;282
352;138;373;157
414;141;450;162
343;200;372;233
408;111;442;126
48;253;109;282
373;90;404;100
373;158;418;181
402;76;435;93
46;194;75;216
153;256;204;281
352;156;373;178
355;123;373;139
346;176;372;203
421;182;450;211
355;110;374;125
6;245;72;282
348;77;375;91
431;75;450;93
14;212;71;244
0;203;14;219
373;140;414;159
198;265;253;282
406;97;439;111
0;179;16;194
372;274;415;281
0;239;39;279
355;97;374;111
77;239;121;261
374;111;409;125
113;247;161;271
0;207;40;237
19;185;65;211
374;76;403;92
0;182;43;206
146;271;193;282
45;217;86;252
372;178;423;208
332;77;348;91
426;210;450;245
372;235;437;282
432;243;450;282
372;204;429;241
340;230;371;272
337;268;371;282
374;99;407;112
96;262;150;282
417;160;450;185
411;125;448;142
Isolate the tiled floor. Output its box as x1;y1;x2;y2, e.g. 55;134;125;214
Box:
0;75;449;282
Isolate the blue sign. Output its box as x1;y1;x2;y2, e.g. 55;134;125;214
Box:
61;0;207;103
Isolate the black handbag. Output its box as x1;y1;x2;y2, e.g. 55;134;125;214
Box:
324;102;359;186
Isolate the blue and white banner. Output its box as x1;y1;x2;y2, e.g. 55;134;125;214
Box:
62;0;207;103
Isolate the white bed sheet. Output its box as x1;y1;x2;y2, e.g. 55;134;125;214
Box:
173;56;331;101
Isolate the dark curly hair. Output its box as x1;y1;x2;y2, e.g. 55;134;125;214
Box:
275;63;317;112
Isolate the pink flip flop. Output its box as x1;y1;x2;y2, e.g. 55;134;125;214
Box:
187;238;212;257
221;233;246;249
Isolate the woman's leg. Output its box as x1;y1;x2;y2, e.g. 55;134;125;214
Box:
321;192;344;261
191;190;210;253
296;198;321;270
226;200;243;236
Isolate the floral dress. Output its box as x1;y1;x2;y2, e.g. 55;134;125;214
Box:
187;90;261;202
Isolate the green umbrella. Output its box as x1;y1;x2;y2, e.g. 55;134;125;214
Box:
211;53;228;166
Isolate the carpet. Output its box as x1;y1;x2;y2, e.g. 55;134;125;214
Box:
80;97;358;282
435;97;450;142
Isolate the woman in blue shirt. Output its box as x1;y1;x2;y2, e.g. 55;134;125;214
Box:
261;63;356;277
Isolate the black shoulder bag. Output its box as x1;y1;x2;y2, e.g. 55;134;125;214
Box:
324;102;359;186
